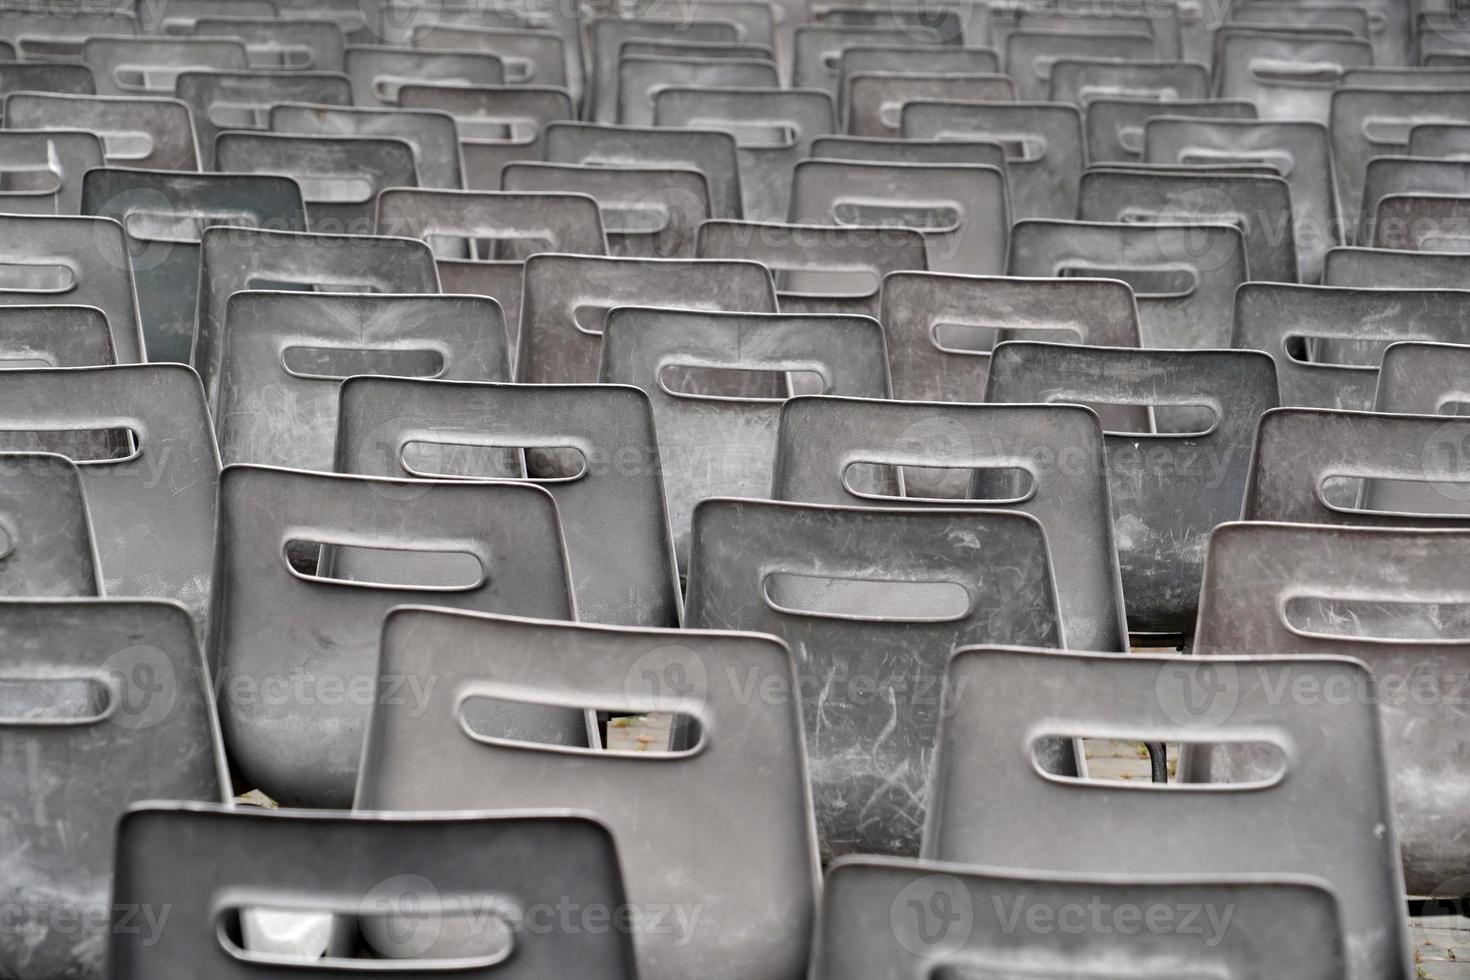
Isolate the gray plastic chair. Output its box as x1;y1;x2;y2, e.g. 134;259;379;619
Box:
81;169;306;364
0;365;218;628
619;55;777;127
4;91;199;171
587;18;738;122
599;307;889;569
1373;193;1470;250
412;24;567;88
1232;283;1470;410
1357;156;1470;245
0;305;114;367
0;63;94;114
174;70;353;169
1196;521;1470;897
189;16;347;70
0;599;227;980
1048;57;1208;105
697;219;927;316
210;465;576;807
987;342;1278;637
0;452;98;596
1376;340;1470;415
268;102;464;190
773;395;1126;652
335;376;680;628
927;646;1412;979
82;35;247;96
516;254;777;383
1324;245;1470;286
215;291;508;470
1215;32;1372;124
792;25;944;96
544;121;744;220
345;45;505;107
355;608;819;980
1085;97;1255;163
0;10;136;60
109;805;634;979
1007;30;1156;101
814;857;1348;980
0;214;144;363
844;71;1013;136
0;129;102;214
1008;219;1247;348
502;161;707;258
398;84;574;190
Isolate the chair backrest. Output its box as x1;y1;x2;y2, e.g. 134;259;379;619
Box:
345;45;505;107
1373;193;1470;250
1410;121;1470;157
1007;219;1247;348
0;129;102;214
269;103;463;190
686;497;1062;860
335;376;680;628
619;55;778;127
210;465;574;807
0;452;98;596
837;45;999;106
1233;283;1470;410
194;226;440;410
0;213;144;363
926;646;1412;980
213;132;418;234
82;36;247;96
793;25;943;96
1195;520;1470;896
0;599;227;980
788;159;1008;275
877;271;1141;405
81;169;307;364
1215;32;1372;123
5;91;198;171
0;62;94;105
653;86;835;221
1078;169;1297;282
215;291;508;470
1331;88;1470;234
809;133;1007;170
0;365;217;626
0;305;114;366
0;10;135;60
771;395;1127;653
174;70;353;168
517;254;777;383
191;16;348;71
1357;156;1470;245
1375;340;1470;415
502;161;708;258
1324;245;1470;286
844;72;1014;136
1144;117;1338;282
543;121;743;220
1085;97;1255;163
587;18;738;122
398;84;574;190
356;608;819;980
412;24;567;88
986;342;1278;635
1048;58;1208;105
900;100;1083;219
109;805;635;979
814;857;1348;980
1006;29;1155;101
697;219;927;317
599;307;889;568
1246;407;1470;520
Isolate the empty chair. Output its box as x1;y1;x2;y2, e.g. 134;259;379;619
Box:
335;377;681;628
5;92;199;171
0;305;114;366
376;187;603;347
503;161;707;258
1246;408;1470;520
344;45;504;107
400;84;574;189
793;26;945;96
0;10;136;61
1078;169;1297;282
81;36;247;96
1145;117;1338;281
189;16;347;71
1195;521;1470;897
1006;30;1156;101
136;0;275;32
544;121;743;220
0;453;97;596
900;100;1084;219
213;132;417;234
0;214;145;363
627;0;777;50
412;24;567;88
587;18;739;122
789;159;1007;275
1324;245;1470;286
109;805;634;978
1357;157;1470;245
654;87;835;222
1410;121;1470;157
516;254;777;383
600;308;888;567
697;219;927;316
210;465;575;807
1008;219;1247;348
987;342;1278;637
814;858;1348;979
878;271;1141;405
386;0;583;95
1006;3;1180;58
82;170;306;364
174;70;353;169
687;497;1061;860
1233;283;1470;410
618;55;777;127
1331;88;1470;235
1229;2;1370;39
844;71;1014;136
810;133;1008;170
215;292;508;470
1376;340;1470;414
0;365;218;627
927;647;1412;979
1373;193;1470;250
0;600;227;980
836;44;999;98
1085;97;1255;163
0;129;102;213
268;103;463;190
0;63;95;113
773;396;1126;652
1215;32;1372;124
1048;58;1209;105
358;609;817;980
